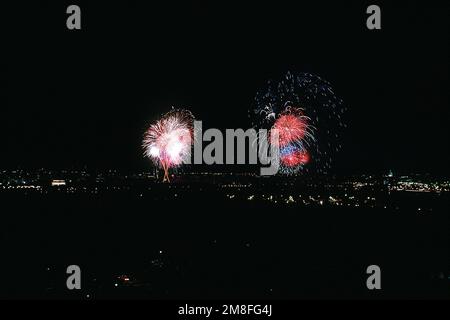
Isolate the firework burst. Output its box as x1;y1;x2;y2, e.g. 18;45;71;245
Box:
251;72;346;175
143;109;194;182
271;106;315;148
280;144;310;167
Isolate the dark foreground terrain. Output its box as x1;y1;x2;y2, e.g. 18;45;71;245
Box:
0;185;448;299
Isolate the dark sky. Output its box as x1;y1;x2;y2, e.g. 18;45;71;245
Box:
3;1;449;174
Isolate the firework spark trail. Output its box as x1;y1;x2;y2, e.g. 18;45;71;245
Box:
143;109;194;182
251;72;346;175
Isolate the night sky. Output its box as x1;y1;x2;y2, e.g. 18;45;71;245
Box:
3;1;449;174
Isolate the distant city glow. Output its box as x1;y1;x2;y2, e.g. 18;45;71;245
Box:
51;179;66;186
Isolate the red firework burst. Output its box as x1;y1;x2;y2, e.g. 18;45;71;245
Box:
280;150;310;167
271;110;311;147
